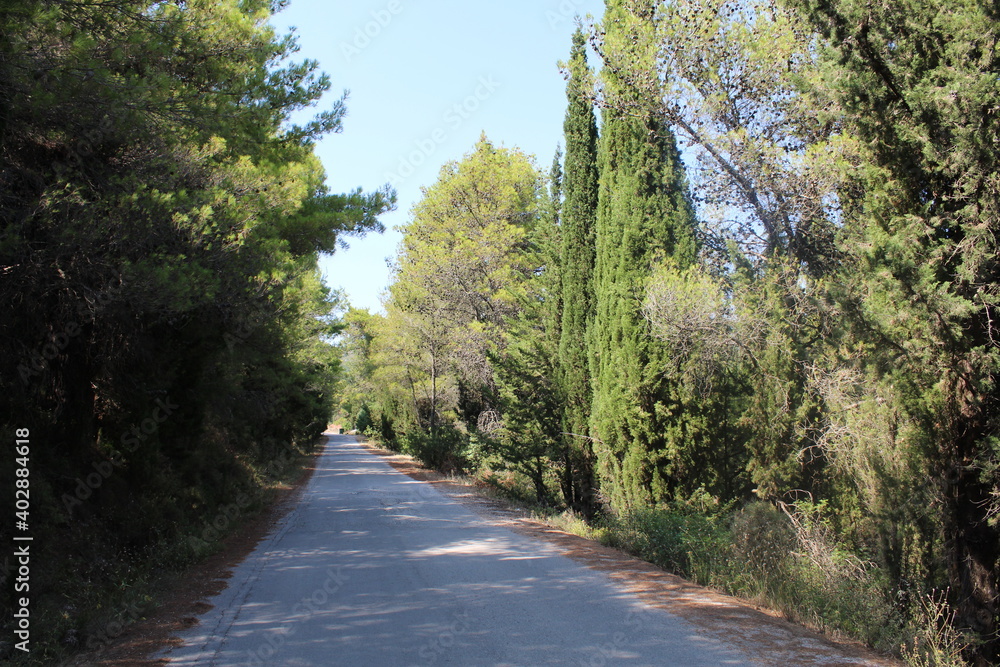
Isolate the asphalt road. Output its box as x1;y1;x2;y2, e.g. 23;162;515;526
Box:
157;435;755;666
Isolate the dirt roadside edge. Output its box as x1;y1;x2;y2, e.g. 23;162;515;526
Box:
58;437;327;667
358;437;903;667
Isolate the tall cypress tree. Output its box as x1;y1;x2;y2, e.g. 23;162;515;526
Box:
557;28;600;515
590;0;698;510
544;145;564;348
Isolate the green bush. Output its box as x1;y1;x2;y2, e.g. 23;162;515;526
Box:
577;500;909;659
355;405;373;434
729;501;795;596
604;505;730;586
395;427;468;472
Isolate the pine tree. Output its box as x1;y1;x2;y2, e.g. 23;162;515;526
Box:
590;0;699;510
378;136;542;464
489;155;564;503
557;28;600;515
790;0;1000;658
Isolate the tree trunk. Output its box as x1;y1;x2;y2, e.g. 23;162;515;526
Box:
943;444;1000;665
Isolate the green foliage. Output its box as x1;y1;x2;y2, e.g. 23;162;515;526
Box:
729;502;796;593
395;134;540;329
604;502;731;584
0;0;393;658
488;312;564;506
647;0;843;273
589;0;700;511
395;426;469;473
902;591;976;667
557;29;601;515
334;1;1000;661
355;404;373;434
335;307;384;428
596;500;905;654
469;147;570;506
728;264;825;500
643;260;756;500
786;0;1000;659
365;136;544;470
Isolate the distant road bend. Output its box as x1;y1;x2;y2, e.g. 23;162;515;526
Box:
157;435;891;666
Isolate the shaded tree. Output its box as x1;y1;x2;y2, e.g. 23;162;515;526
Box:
789;1;1000;658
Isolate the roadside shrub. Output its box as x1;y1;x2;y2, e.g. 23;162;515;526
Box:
901;590;975;667
604;504;730;585
575;499;907;657
396;427;468;472
729;501;795;597
354;405;373;434
768;501;905;652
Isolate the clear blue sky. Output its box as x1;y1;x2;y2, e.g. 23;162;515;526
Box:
271;0;607;313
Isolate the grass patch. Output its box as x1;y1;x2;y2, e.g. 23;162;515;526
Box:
550;500;944;661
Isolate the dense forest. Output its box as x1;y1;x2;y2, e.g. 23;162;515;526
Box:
0;0;393;661
338;1;1000;665
2;0;999;665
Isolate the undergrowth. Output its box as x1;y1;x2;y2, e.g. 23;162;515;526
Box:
366;431;969;666
1;437;321;666
550;500;970;665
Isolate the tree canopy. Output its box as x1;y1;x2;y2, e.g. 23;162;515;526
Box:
8;0;1000;662
0;0;393;655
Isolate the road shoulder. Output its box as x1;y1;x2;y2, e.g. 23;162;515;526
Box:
59;439;325;666
359;437;902;667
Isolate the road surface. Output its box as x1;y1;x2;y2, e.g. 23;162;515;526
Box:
155;435;852;666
